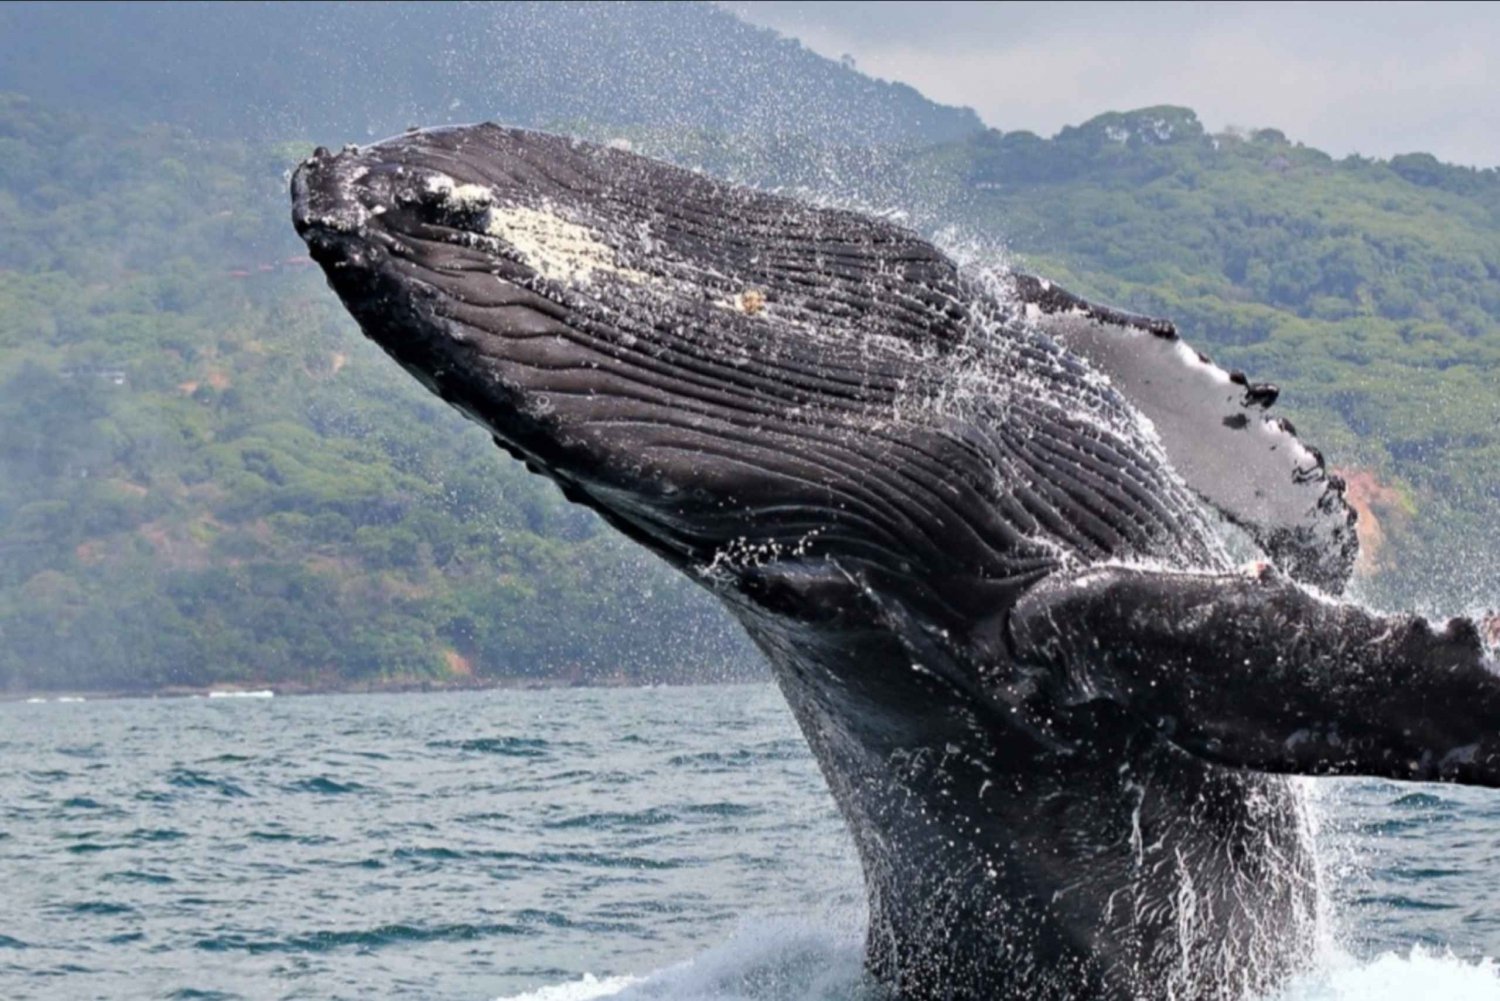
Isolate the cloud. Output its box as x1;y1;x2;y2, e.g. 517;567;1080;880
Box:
725;1;1500;166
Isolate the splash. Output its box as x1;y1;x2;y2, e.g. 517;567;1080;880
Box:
1271;947;1500;1001
496;919;875;1001
498;927;1500;1001
498;973;643;1001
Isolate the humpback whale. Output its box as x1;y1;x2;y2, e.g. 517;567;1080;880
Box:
290;125;1500;1000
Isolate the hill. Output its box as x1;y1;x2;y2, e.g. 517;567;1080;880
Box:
0;1;981;147
1;11;1497;693
0;1;985;694
0;95;750;693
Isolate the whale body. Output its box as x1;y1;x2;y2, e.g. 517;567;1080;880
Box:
291;125;1500;1000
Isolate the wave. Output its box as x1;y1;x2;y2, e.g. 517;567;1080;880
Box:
286;776;366;795
1273;946;1500;1000
164;768;251;798
495;920;876;1001
499;974;643;1001
196;921;530;954
496;922;1500;1001
427;736;554;756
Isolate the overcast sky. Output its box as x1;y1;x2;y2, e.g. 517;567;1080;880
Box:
725;1;1500;167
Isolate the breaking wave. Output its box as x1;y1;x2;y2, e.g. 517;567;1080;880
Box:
498;921;1500;1001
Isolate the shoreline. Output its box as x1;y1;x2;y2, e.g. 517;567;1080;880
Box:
0;671;763;704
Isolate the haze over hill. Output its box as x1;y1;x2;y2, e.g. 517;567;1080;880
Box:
0;1;981;147
731;1;1500;169
0;0;983;695
0;3;1496;694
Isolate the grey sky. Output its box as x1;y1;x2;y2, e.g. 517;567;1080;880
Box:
726;1;1500;167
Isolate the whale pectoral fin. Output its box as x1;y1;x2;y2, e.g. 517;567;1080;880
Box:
1008;565;1500;786
1013;274;1358;594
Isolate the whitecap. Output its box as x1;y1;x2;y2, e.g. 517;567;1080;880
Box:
503;933;1499;1001
497;918;874;1001
496;972;643;1001
1272;946;1500;1001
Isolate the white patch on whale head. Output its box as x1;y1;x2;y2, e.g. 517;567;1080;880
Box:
425;174;656;289
484;203;656;289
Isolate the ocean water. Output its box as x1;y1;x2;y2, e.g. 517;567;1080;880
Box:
1;684;1498;1001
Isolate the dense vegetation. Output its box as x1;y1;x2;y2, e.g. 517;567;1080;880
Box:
0;95;747;693
0;2;979;148
0;2;982;693
1;18;1497;693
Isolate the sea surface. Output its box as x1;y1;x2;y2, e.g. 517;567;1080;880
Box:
1;684;1498;1001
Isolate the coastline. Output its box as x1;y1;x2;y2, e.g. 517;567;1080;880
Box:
0;671;762;704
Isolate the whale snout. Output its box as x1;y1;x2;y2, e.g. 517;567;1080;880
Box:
290;146;405;274
289;145;420;318
290;146;363;242
291;136;603;485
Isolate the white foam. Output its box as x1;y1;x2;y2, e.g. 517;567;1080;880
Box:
495;918;869;1001
497;924;1499;1001
496;973;642;1001
423;173;494;210
1272;946;1500;1001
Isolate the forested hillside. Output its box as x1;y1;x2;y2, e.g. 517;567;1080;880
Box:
0;96;747;692
0;2;980;148
2;18;1497;693
0;1;988;694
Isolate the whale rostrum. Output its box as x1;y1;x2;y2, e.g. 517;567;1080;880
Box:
291;125;1499;1001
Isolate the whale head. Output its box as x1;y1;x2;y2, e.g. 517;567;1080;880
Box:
290;125;1088;628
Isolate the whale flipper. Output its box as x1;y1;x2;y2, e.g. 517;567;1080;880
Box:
1014;275;1358;594
1010;564;1500;786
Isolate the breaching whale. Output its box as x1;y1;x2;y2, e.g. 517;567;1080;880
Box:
290;125;1500;1000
